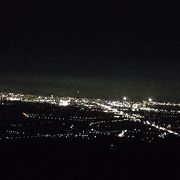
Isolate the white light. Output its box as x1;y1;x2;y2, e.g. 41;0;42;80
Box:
59;100;69;106
123;96;127;101
118;130;127;137
148;98;152;102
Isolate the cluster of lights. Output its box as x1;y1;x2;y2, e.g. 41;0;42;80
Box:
0;92;180;142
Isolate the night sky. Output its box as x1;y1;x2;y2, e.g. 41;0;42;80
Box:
0;1;180;101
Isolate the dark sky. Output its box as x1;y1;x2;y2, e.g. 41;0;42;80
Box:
0;1;180;101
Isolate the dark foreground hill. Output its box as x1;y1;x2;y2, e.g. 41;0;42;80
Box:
0;101;179;179
0;139;180;180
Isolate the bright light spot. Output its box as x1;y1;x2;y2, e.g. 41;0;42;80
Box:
148;98;152;102
59;100;69;106
118;130;127;137
22;112;30;118
119;111;124;115
123;96;127;101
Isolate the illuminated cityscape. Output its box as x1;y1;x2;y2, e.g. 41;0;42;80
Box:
1;92;180;144
1;0;180;179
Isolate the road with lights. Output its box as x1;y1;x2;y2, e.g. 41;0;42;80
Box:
0;92;180;144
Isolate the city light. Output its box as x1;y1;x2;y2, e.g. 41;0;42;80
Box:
0;92;180;143
148;98;152;102
123;96;127;101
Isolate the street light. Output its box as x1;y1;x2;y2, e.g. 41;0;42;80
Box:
123;96;127;101
148;98;152;102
